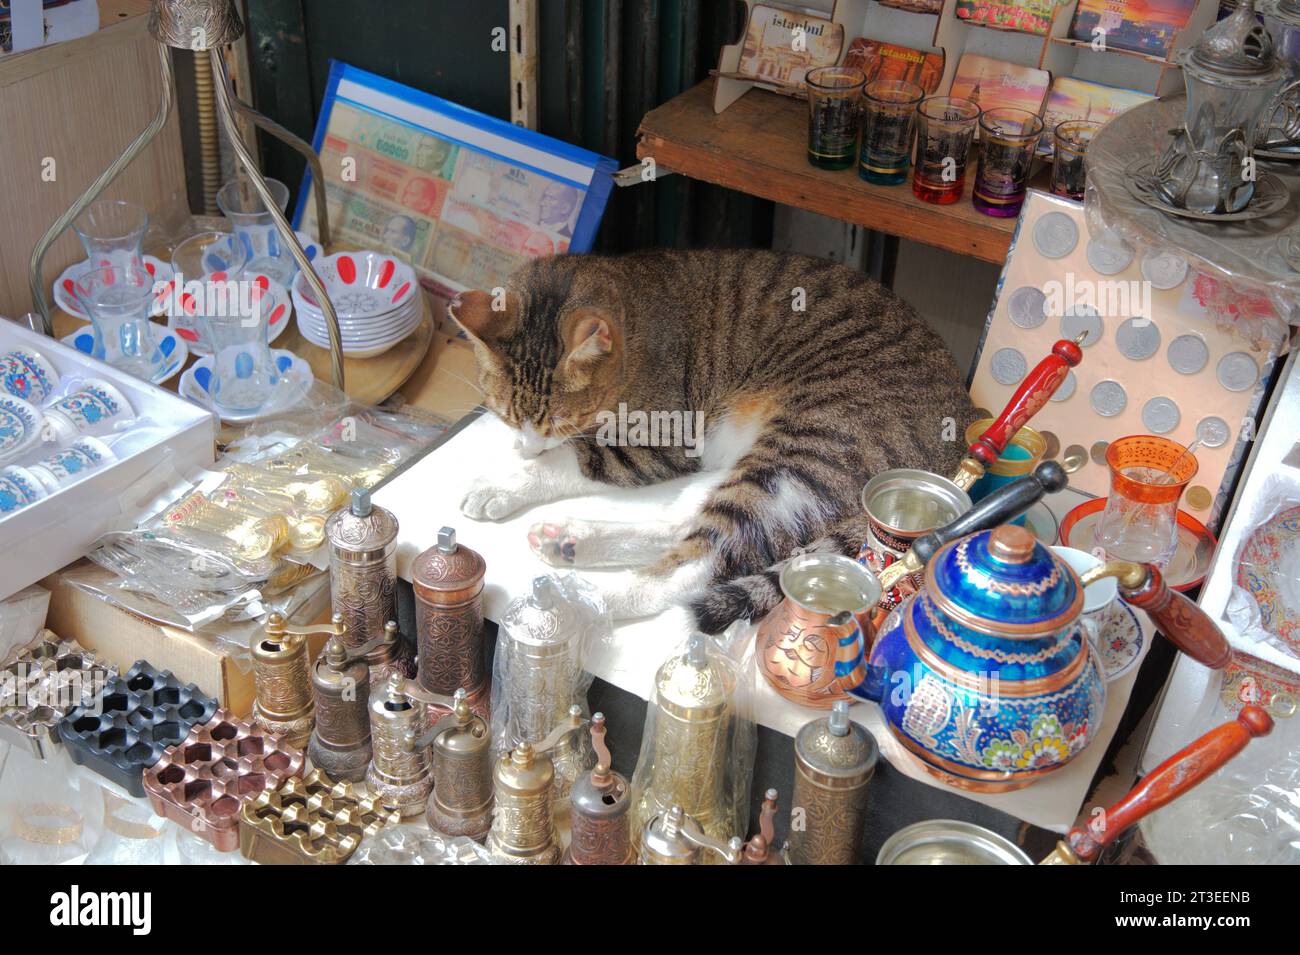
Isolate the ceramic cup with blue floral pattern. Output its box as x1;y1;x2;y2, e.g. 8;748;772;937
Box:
0;349;59;405
44;378;132;442
27;436;116;493
0;466;48;516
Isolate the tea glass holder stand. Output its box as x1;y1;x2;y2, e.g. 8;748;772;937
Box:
26;0;345;390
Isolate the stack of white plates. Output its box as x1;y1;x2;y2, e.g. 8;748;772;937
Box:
292;251;421;358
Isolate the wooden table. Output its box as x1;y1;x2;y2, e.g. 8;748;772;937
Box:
636;82;1018;264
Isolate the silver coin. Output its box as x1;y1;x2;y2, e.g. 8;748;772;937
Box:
1140;252;1189;290
1008;286;1048;329
1115;317;1161;360
1086;233;1134;275
1051;369;1077;402
1217;352;1259;392
1141;396;1181;434
1061;304;1103;347
1196;416;1231;448
1090;379;1128;416
1167;334;1209;375
991;347;1028;386
1033;212;1079;259
1090;440;1109;464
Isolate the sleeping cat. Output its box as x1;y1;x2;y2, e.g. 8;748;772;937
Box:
449;248;979;632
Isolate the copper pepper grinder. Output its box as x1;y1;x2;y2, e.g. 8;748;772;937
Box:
412;527;488;713
740;789;789;865
366;673;438;817
308;621;398;782
400;685;494;843
251;611;318;749
787;700;878;865
639;806;743;865
325;488;413;683
487;706;584;865
565;713;633;865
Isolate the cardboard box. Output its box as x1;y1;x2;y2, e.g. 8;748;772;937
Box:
0;320;216;600
42;562;332;714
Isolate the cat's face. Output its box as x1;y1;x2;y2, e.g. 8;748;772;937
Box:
448;266;622;458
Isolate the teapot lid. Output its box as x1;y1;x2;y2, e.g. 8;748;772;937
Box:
925;525;1081;639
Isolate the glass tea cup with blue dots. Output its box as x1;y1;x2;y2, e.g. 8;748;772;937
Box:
199;301;283;416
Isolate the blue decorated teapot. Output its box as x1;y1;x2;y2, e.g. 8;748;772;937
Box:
851;523;1232;792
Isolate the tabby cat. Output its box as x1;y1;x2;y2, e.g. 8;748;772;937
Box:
450;248;979;632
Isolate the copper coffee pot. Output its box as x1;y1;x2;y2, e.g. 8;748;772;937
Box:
877;705;1273;864
487;706;585;865
639;806;743;865
308;622;399;782
565;713;634;865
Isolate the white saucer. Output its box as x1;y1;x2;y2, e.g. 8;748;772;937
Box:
162;272;291;356
1091;601;1145;683
60;326;188;386
53;256;175;320
179;348;313;423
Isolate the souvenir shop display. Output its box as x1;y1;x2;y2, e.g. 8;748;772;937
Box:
804;66;868;169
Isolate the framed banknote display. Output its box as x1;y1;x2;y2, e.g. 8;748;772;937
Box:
294;61;617;297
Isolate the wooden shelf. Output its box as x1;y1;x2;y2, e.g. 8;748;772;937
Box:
636;81;1017;264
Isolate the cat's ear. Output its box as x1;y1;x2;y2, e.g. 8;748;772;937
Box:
562;307;616;366
448;289;510;344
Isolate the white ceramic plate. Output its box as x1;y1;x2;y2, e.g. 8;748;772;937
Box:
292;250;418;319
1090;601;1145;683
54;256;175;321
179;348;313;424
60;325;189;386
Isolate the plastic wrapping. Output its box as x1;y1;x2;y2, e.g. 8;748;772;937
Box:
628;622;758;851
0;585;50;662
0;747;103;864
490;574;601;798
1222;477;1300;663
348;825;492;865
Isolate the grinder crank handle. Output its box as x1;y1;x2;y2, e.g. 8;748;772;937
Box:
954;335;1084;490
1082;563;1233;670
1045;705;1273;864
878;460;1067;591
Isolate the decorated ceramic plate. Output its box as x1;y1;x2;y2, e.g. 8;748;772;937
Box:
1091;601;1144;683
1235;504;1300;655
53;256;174;320
0;394;43;465
179;349;313;423
162;272;291;356
1060;497;1215;592
61;326;188;386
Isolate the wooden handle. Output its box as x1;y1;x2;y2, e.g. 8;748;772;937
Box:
1120;565;1233;670
1064;705;1273;862
966;338;1083;470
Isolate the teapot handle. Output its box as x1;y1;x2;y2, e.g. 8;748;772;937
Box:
954;336;1084;489
1116;565;1233;670
1050;705;1273;864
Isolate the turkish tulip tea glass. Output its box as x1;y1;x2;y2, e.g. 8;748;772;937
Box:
973;108;1044;217
912;97;980;205
1050;120;1100;201
72;199;147;272
805;67;867;170
216;178;296;284
170;230;249;284
1092;435;1198;569
200;307;283;417
859;80;924;185
72;266;166;380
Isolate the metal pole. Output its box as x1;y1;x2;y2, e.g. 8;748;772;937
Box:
27;43;176;336
209;48;345;390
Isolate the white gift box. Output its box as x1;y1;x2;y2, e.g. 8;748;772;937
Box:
0;319;216;600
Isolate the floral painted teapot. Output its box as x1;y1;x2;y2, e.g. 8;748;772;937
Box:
853;523;1232;792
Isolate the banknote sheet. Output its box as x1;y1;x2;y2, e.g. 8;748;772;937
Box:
297;61;617;299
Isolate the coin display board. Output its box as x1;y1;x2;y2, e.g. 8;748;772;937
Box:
969;189;1278;530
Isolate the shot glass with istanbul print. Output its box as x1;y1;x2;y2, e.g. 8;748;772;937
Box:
805;66;868;170
972;108;1044;217
859;79;924;186
912;97;980;204
1050;120;1101;201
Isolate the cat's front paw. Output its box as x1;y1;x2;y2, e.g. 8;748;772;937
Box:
460;469;543;521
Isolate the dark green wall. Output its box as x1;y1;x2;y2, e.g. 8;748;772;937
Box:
243;0;771;252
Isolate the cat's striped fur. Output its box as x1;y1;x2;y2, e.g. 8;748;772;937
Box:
451;248;979;632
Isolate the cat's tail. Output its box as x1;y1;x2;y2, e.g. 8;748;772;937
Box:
687;512;869;634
